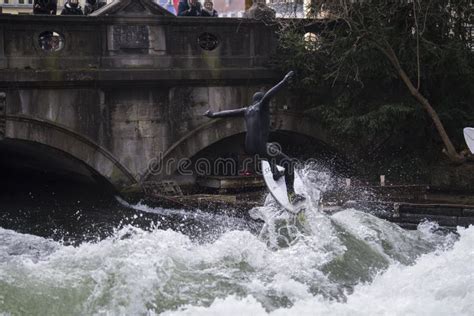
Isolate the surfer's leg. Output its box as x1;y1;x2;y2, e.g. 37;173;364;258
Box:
275;151;296;195
266;143;295;190
268;143;305;205
265;143;284;181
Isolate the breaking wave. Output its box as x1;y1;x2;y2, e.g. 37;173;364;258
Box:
0;165;471;315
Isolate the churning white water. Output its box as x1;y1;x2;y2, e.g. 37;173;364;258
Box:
0;166;472;315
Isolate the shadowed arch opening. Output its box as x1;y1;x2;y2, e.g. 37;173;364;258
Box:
0;139;117;200
144;112;349;185
190;130;349;178
5;115;137;191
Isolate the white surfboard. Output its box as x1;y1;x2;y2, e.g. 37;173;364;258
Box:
261;160;305;214
464;127;474;154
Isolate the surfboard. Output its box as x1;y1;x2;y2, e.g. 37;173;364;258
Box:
464;127;474;154
261;160;305;214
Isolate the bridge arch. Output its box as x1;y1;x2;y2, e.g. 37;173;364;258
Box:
143;111;331;182
5;114;138;191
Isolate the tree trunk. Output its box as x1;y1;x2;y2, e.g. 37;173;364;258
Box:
377;43;465;164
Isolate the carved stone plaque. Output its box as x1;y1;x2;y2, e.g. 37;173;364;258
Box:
197;33;219;51
113;25;149;50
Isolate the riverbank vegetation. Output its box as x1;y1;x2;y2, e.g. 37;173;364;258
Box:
274;0;474;183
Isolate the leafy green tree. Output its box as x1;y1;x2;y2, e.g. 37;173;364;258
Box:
275;0;473;167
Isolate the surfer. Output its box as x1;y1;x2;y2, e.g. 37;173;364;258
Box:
204;71;305;205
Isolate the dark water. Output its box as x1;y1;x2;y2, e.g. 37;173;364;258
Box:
0;190;262;247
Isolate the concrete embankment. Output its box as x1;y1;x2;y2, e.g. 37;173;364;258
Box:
338;200;474;230
133;189;474;230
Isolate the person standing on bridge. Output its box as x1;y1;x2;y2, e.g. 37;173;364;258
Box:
84;0;106;15
177;0;204;16
33;0;57;15
202;0;218;17
61;0;84;15
203;71;305;205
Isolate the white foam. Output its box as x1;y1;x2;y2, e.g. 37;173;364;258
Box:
162;225;474;316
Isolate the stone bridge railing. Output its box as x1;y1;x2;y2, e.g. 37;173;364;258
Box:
0;11;277;84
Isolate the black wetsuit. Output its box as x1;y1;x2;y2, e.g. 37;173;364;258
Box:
205;71;299;197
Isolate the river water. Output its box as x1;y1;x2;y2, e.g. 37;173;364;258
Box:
0;167;473;315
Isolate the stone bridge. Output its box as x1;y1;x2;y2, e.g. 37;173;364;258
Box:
0;0;330;193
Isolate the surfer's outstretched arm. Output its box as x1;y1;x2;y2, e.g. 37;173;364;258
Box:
260;71;294;106
203;108;246;118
